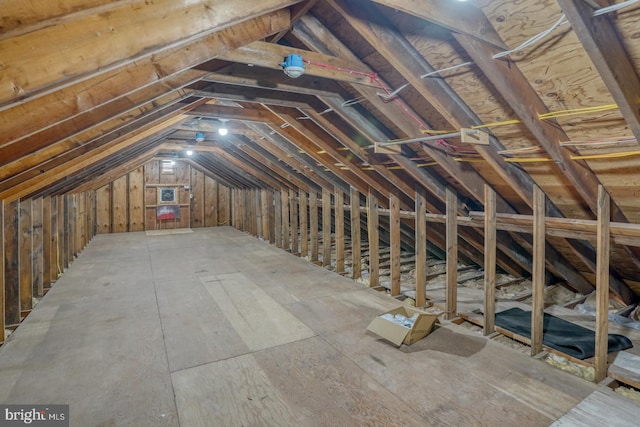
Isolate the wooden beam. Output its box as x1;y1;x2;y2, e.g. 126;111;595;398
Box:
282;190;290;251
219;41;379;88
531;186;546;356
558;0;640;145
415;187;427;307
274;190;282;248
335;187;345;273
269;0;320;42
595;185;611;382
322;188;332;267
390;188;401;296
290;188;299;254
0;1;297;108
367;189;380;288
261;189;270;241
19;200;33;311
4;200;19;326
483;185;496;336
350;187;361;280
42;197;52;289
299;190;309;257
446;188;457;320
368;0;506;49
309;191;319;261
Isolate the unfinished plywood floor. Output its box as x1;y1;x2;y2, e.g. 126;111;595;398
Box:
0;227;630;426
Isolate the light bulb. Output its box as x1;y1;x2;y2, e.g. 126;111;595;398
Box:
218;127;228;136
186;149;194;156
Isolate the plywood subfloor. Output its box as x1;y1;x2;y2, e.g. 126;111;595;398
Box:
0;227;632;426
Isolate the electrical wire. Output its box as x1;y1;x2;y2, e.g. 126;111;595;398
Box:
493;15;569;60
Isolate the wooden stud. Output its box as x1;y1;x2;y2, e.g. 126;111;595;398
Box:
299;190;308;257
128;167;145;232
96;184;111;234
190;168;205;228
49;197;58;284
367;190;379;288
322;188;331;267
282;190;290;251
445;187;457;320
531;185;546;356
267;189;275;244
415;187;427;307
4;200;20;325
58;196;67;270
42;197;51;289
350;187;361;280
390;188;401;296
204;176;218;228
595;185;611;383
255;190;262;238
290;188;298;254
310;191;319;262
112;175;128;233
334;187;344;273
274;190;282;248
19;199;33;311
484;185;497;335
260;189;269;240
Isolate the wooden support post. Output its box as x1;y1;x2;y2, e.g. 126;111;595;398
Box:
595;185;611;383
446;187;457;320
274;190;282;248
50;197;58;283
367;190;379;287
42;197;51;289
4;200;20;325
415;187;427;307
310;192;319;262
484;185;497;335
282;190;290;250
531;185;546;356
19;199;33;311
61;196;69;269
335;187;345;273
267;189;275;244
351;187;361;280
261;189;270;241
0;200;4;340
322;188;332;267
204;176;218;228
290;188;299;254
390;188;401;296
299;190;308;257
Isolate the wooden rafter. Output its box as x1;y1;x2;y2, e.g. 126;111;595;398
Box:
557;0;640;145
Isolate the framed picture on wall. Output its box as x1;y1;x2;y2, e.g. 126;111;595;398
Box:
158;187;177;204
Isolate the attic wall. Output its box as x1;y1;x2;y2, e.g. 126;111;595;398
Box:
94;161;231;233
2;193;96;342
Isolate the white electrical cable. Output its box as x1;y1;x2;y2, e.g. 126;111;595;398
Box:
377;61;474;100
493;14;569;59
594;0;639;16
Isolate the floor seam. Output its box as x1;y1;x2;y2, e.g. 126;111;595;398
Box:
146;233;181;427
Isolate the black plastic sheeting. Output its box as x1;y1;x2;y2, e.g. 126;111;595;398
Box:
494;307;633;360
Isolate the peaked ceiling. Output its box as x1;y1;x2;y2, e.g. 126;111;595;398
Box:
3;0;640;303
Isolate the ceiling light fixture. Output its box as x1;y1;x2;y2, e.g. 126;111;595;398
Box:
280;54;305;78
186;149;194;156
195;131;205;143
218;118;229;136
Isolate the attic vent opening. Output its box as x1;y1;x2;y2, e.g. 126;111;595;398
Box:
161;159;176;174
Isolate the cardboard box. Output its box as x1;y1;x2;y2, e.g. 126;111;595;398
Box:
367;306;439;347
